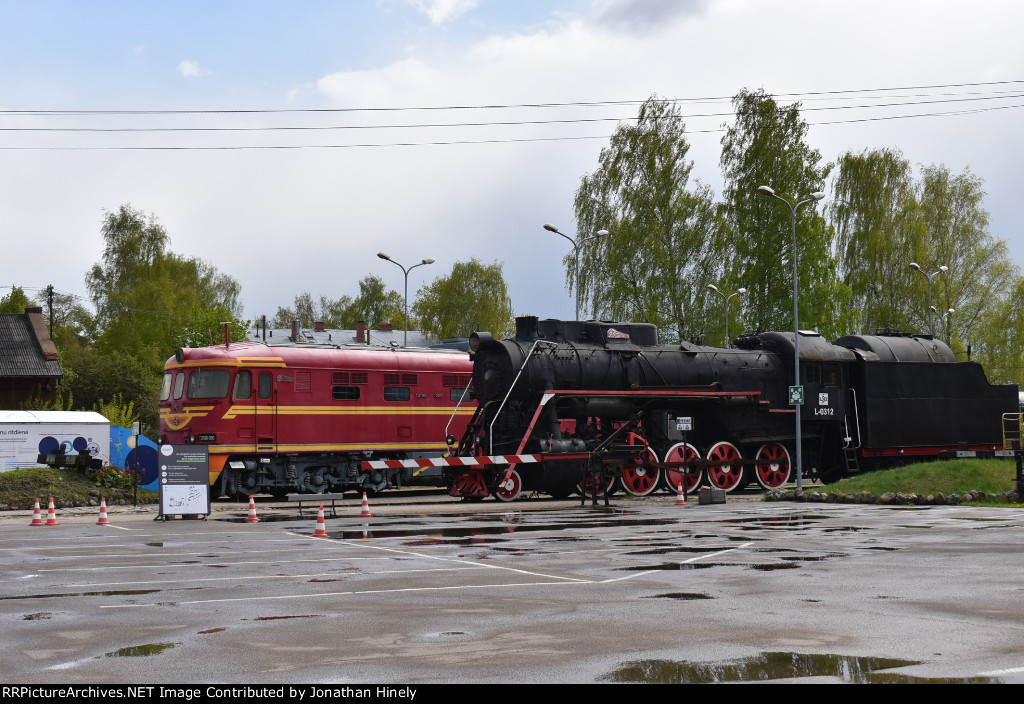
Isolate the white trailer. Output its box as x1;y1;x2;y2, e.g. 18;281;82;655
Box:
0;410;110;472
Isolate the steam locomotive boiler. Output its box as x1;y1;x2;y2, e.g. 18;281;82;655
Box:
446;316;1017;500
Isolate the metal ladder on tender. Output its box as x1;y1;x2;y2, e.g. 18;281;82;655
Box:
842;391;861;475
1001;413;1023;450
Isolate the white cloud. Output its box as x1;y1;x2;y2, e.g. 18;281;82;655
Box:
177;59;208;78
404;0;480;25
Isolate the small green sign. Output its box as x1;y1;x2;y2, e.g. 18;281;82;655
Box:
789;385;805;405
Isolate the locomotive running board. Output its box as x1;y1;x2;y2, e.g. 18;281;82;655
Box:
514;388;763;455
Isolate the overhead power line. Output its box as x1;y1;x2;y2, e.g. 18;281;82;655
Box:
0;80;1020;150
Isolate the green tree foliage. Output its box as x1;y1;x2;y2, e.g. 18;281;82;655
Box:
30;289;95;342
412;259;514;339
831;148;924;333
974;277;1024;383
720;89;852;338
572;95;728;343
915;164;1017;349
0;285;31;314
271;276;405;330
85;204;244;363
352;275;405;330
53;342;160;433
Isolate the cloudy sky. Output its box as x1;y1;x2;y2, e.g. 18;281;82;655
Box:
1;0;1021;329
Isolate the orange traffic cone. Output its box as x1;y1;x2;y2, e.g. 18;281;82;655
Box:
359;492;372;518
675;484;687;506
312;506;328;537
245;495;260;524
44;497;59;526
96;498;111;525
29;498;43;526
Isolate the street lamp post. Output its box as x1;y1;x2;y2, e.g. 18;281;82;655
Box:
543;224;609;320
706;284;746;347
377;253;435;347
756;185;826;491
909;262;948;337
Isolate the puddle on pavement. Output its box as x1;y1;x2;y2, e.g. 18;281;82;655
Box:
722;515;828;530
320;517;679;541
23;612;52;620
642;592;713;600
624;547;723;556
1;589;160;601
105;643;177;658
252;614;324;621
623;562;726;571
600;652;999;683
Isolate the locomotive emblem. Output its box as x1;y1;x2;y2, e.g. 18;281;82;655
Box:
819;392;829;405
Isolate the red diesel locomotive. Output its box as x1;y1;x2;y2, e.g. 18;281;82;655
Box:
159;341;474;497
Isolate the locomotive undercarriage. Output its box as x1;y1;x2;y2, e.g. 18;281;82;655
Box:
452;392;831;499
218;453;416;498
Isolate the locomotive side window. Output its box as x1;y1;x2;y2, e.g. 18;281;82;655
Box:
234;370;252;399
384;386;411;401
258;372;272;399
173;372;185;400
805;364;822;386
823;363;839;386
333;386;361;400
450;387;475;402
187;369;231;399
160;372;172;401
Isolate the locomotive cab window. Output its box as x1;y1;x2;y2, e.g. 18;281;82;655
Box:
333;386;360;400
172;371;185;400
187;369;231;399
233;370;252;400
160;372;172;401
384;386;410;402
258;372;272;399
806;363;839;386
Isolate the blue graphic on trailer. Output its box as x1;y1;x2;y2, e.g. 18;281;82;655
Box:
109;426;159;492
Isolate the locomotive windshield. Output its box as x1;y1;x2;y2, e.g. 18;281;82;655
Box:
186;369;231;399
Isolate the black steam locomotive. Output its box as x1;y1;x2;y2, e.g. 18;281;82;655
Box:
446;316;1017;500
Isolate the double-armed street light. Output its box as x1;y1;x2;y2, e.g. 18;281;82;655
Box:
706;284;746;347
910;262;949;338
543;224;609;321
377;252;434;347
756;185;826;491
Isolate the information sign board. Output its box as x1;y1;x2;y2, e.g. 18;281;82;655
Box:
157;445;210;520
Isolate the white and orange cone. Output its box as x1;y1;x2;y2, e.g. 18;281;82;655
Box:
675;484;687;506
312;506;328;537
44;497;59;526
245;495;260;523
29;498;43;526
359;492;372;518
96;497;111;525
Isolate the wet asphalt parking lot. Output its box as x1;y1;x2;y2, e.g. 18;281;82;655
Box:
2;492;1023;684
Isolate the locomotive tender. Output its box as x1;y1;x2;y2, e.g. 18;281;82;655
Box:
447;316;1017;500
160;340;474;497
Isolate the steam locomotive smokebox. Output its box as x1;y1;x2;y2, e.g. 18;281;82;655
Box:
699;487;726;505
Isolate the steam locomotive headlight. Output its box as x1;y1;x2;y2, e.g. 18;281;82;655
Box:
469;332;493;354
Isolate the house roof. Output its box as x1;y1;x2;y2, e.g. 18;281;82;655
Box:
0;308;62;378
